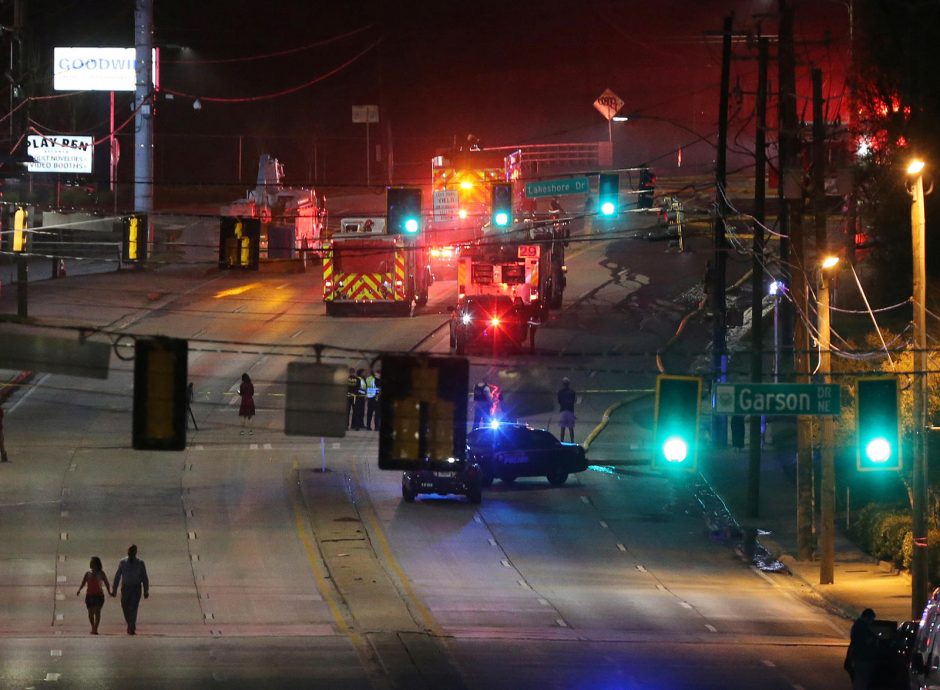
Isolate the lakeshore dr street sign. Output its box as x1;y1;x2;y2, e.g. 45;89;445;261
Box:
715;383;841;415
525;176;590;198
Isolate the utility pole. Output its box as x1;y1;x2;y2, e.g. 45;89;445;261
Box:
747;36;769;519
711;14;733;448
778;0;814;562
909;159;928;616
813;68;835;585
13;0;28;319
134;0;154;224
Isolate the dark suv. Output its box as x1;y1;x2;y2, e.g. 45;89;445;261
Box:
449;295;534;355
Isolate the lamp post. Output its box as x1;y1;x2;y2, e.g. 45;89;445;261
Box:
908;158;928;616
819;255;839;585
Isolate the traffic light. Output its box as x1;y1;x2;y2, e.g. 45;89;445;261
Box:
856;377;901;471
598;173;619;217
653;375;702;471
13;205;28;252
133;337;188;451
122;214;148;263
378;355;469;471
387;187;423;235
491;182;512;228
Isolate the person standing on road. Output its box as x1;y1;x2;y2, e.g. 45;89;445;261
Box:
365;368;381;431
352;369;367;430
346;367;358;429
111;544;149;636
472;380;492;428
76;556;111;635
238;373;255;435
557;378;577;442
0;404;9;462
847;608;878;689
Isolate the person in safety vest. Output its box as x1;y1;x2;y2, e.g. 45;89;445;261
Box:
352;368;367;430
346;367;358;429
365;368;381;431
472;380;493;429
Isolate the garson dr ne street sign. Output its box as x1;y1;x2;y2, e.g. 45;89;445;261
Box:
715;383;841;415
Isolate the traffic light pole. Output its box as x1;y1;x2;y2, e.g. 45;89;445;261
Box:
910;167;928;617
819;268;835;585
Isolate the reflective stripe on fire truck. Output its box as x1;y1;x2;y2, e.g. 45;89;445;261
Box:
395;253;406;300
323;242;334;301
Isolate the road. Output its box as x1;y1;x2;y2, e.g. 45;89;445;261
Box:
0;211;849;689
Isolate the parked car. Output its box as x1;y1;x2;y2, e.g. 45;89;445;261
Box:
467;423;587;487
450;295;534;355
402;462;482;504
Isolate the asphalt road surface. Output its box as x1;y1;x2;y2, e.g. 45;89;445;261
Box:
0;211;850;689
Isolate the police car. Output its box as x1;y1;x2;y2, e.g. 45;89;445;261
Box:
467;423;587;487
401;461;483;504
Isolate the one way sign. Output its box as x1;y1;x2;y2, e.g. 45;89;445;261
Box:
594;88;624;121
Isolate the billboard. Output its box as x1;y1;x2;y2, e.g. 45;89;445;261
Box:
54;47;158;92
26;135;94;174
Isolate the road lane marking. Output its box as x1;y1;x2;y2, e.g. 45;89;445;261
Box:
500;559;511;568
50;650;62;656
188;531;197;540
616;543;626;552
60;511;68;517
705;624;718;633
473;514;483;524
289;329;303;338
580;496;590;504
518;580;532;590
250;444;259;450
762;660;776;667
556;618;568;628
656;584;667;591
680;602;693;609
56;575;66;583
599;520;608;528
635;565;647;573
264;443;272;450
44;674;61;682
55;614;63;621
538;598;550;606
60;532;68;541
488;538;497;547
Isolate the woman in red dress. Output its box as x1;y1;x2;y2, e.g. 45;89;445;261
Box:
238;373;255;435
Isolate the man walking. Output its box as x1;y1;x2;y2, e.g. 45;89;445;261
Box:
112;544;149;635
557;377;577;442
346;367;358;429
352;369;367;430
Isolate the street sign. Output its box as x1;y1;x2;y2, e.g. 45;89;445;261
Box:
351;105;379;123
285;362;348;437
432;189;459;222
524;176;589;198
715;383;841;415
594;88;624;121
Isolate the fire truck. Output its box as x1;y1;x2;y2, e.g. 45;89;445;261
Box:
322;217;432;316
428;151;506;278
456;223;567;319
225;154;327;260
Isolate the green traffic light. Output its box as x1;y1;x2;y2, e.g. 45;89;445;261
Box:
404;218;419;233
662;436;689;463
600;201;616;216
494;211;509;226
865;437;892;463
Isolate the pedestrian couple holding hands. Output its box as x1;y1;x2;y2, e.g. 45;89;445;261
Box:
76;544;150;635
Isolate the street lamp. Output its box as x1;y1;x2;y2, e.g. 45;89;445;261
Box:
818;254;839;585
908;157;929;617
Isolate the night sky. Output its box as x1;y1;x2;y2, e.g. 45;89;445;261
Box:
5;0;850;188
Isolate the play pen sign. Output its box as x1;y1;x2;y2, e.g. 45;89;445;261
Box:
26;135;94;174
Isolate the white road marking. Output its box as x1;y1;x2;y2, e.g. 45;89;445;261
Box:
616;543;626;552
705;624;718;633
332;442;341;449
635;565;647;573
250;444;258;450
289;329;303;338
599;520;608;528
205;613;215;621
188;531;197;540
195;445;204;451
538;598;550;606
263;443;272;450
680;602;693;609
500;559;511;568
762;659;776;668
60;532;68;541
50;649;62;657
191;554;200;561
276;283;289;290
60;511;68;517
55;614;63;621
580;496;590;504
56;576;66;583
45;673;61;682
55;593;64;601
518;580;531;590
656;584;667;591
556;618;568;627
488;538;497;547
58;555;66;563
473;514;483;524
